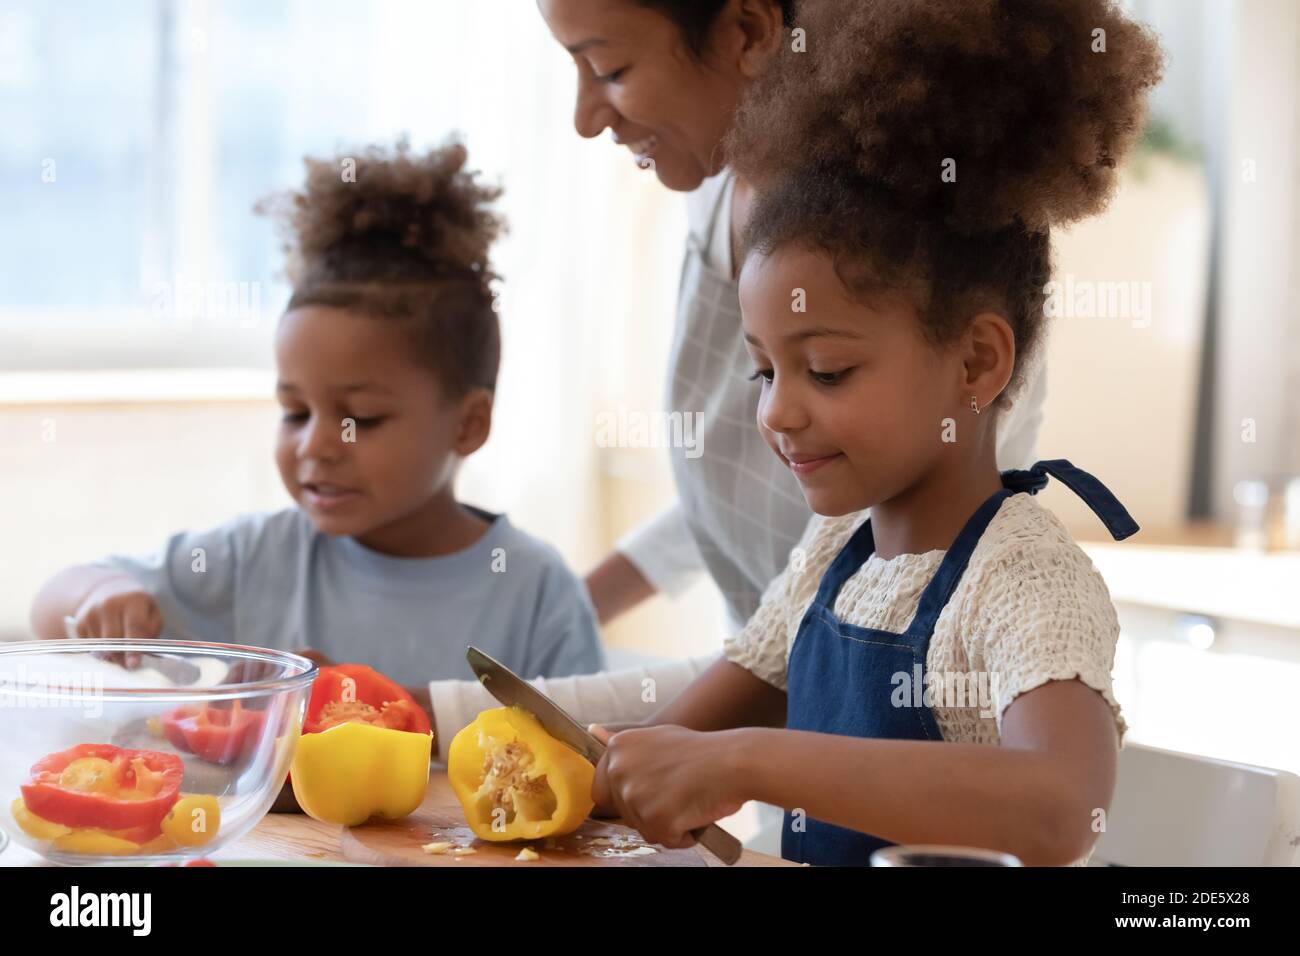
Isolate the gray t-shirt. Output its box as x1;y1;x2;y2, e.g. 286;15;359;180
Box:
95;507;605;683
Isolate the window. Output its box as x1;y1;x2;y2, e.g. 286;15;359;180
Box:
3;0;670;372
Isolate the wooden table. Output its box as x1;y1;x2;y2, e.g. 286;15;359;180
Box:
2;770;794;867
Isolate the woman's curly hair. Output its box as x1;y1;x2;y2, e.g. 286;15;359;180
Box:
257;138;505;395
727;0;1164;410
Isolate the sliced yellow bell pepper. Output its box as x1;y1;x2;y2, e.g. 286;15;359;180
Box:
11;797;72;841
448;706;594;842
290;721;432;826
52;829;150;856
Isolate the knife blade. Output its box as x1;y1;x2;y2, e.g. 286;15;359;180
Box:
466;645;743;865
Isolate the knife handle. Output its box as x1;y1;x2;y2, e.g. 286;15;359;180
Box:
692;822;743;865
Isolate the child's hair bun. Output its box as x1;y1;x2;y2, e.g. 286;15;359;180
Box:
259;137;505;291
730;0;1165;234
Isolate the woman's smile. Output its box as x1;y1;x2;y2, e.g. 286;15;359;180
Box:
611;129;659;164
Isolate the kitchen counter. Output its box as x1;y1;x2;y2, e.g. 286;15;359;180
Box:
1;769;794;867
1082;539;1300;630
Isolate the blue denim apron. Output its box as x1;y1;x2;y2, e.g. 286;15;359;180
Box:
781;459;1139;866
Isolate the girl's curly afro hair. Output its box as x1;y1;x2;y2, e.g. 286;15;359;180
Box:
257;138;505;395
727;0;1164;409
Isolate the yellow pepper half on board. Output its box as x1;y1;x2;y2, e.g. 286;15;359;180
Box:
448;706;595;842
290;721;432;826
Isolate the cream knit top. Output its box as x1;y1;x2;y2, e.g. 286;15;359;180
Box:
724;492;1128;744
723;491;1127;867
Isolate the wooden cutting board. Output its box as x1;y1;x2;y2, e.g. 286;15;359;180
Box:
341;772;706;867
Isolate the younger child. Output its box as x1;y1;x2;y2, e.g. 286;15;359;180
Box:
31;141;605;702
588;0;1163;866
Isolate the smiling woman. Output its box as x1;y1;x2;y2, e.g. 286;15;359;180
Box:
538;0;794;192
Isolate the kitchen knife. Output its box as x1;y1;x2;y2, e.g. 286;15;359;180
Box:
466;645;744;865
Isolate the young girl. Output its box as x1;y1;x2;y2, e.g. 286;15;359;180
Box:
587;0;1163;866
30;141;604;704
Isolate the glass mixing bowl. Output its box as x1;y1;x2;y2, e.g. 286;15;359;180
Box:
0;639;316;865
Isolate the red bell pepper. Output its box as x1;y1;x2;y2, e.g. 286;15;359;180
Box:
161;700;264;765
20;744;182;831
303;664;431;736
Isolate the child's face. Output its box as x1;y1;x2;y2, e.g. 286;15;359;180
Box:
739;245;971;517
538;0;755;192
273;306;487;540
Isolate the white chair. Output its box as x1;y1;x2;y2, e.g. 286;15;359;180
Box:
1092;742;1300;866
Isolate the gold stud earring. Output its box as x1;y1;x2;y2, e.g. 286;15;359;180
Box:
971;395;981;415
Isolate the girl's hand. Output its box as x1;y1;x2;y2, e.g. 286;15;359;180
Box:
591;724;747;849
587;722;639;818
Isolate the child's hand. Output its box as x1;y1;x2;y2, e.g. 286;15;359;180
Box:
67;579;161;672
587;724;620;818
587;722;639;818
68;578;162;640
590;724;747;849
65;578;161;670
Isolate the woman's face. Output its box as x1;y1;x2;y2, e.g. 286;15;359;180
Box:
537;0;779;192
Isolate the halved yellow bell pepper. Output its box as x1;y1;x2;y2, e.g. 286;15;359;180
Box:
290;721;432;826
448;706;594;842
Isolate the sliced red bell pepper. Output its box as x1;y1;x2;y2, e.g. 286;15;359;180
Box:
20;744;182;831
161;700;264;765
303;664;431;736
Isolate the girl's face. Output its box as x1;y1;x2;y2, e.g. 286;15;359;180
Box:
273;306;487;546
739;245;985;518
537;0;780;192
